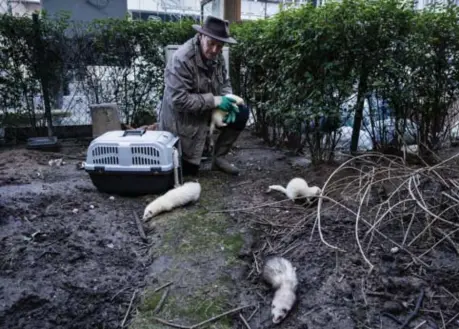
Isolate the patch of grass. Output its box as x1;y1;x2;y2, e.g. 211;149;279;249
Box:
195;177;225;208
160;207;243;258
138;290;163;313
129;176;247;329
132;278;234;329
154;176;233;256
222;233;244;254
173;291;232;326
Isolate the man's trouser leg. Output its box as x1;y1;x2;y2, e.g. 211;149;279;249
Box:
212;104;249;175
182;159;200;177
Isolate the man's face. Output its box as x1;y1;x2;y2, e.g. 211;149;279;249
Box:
200;34;224;60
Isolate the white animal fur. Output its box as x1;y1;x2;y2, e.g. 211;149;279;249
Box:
267;177;322;203
142;182;201;225
262;256;298;324
209;94;245;149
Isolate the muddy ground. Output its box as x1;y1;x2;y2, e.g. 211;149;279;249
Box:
1;130;459;329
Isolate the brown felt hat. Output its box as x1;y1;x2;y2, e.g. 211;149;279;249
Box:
192;15;237;45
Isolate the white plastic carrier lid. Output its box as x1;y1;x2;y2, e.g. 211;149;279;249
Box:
93;130;176;145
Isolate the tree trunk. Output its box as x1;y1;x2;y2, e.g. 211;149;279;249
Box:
351;67;369;153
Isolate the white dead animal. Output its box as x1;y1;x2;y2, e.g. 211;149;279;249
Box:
209;94;245;149
262;256;298;324
142;181;201;228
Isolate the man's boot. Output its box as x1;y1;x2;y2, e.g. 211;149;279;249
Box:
211;127;242;175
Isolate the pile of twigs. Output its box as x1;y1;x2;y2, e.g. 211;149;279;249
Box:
229;151;459;279
315;151;459;272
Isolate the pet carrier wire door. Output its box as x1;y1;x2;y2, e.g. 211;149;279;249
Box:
84;129;183;195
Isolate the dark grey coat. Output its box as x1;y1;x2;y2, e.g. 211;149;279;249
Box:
158;34;232;165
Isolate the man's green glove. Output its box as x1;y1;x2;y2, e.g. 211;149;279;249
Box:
224;111;237;124
214;96;239;113
224;94;245;105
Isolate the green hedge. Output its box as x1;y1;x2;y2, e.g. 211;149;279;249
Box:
230;0;459;161
1;0;459;161
0;12;195;131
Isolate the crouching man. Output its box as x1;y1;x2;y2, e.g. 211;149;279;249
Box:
158;15;249;177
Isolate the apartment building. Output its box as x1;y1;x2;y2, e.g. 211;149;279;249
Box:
0;0;300;21
0;0;455;21
0;0;40;16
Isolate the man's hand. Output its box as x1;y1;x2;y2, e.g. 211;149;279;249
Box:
224;94;245;105
214;95;239;113
224;111;236;124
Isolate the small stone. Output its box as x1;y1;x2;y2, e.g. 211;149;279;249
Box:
383;301;403;314
109;196;115;200
390;247;400;254
290;157;311;168
89;205;95;209
72;208;78;214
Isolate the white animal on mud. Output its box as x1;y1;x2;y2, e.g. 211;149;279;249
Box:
209;94;245;148
142;182;201;226
267;177;322;203
262;256;298;324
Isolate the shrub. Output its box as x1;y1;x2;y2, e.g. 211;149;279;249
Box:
230;0;459;162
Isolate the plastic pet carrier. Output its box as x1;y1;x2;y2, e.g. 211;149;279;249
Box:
84;129;183;196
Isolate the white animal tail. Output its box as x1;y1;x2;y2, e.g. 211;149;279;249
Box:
209;109;228;149
209;120;216;150
268;185;288;196
173;147;180;188
209;120;218;138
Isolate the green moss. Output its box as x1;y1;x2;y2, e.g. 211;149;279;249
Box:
129;176;246;329
131;279;233;329
160;207;239;257
174;292;232;326
138;290;163;313
222;234;244;254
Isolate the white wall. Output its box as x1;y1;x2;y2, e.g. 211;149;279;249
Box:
127;0;284;19
41;0;128;22
319;0;456;10
2;0;456;18
0;0;298;20
0;0;40;16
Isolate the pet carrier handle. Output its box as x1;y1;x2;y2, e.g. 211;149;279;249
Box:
123;128;146;137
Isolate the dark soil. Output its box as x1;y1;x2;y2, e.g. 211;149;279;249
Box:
224;137;459;329
1;131;459;329
0;143;153;329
